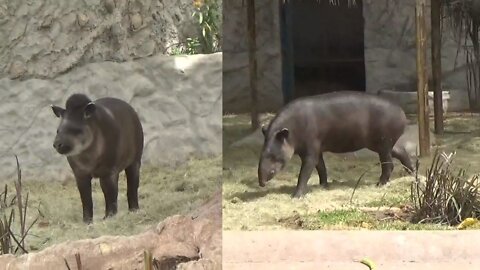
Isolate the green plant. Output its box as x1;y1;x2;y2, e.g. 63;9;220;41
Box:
185;37;202;55
192;0;221;53
411;150;480;225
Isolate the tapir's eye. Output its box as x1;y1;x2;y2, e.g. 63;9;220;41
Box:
56;129;59;134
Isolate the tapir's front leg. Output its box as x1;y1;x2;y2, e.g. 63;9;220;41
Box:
74;173;93;224
293;154;318;198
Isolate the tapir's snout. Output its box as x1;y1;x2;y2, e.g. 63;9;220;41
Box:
258;163;275;187
53;137;72;155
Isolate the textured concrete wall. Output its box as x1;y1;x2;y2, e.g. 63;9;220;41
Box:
0;53;222;183
223;0;283;113
364;0;467;93
0;0;198;80
223;0;470;113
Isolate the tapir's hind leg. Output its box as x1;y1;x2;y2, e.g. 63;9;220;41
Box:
99;173;119;218
377;150;394;186
316;153;328;188
392;146;414;174
125;160;141;211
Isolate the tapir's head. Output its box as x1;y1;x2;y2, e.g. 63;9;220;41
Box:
51;94;96;156
258;125;294;187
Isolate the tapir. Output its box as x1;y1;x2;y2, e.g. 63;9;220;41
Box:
258;91;414;198
51;93;144;223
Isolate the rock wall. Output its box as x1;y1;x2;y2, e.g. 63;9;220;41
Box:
0;0;198;80
0;53;222;183
223;0;471;114
0;191;222;270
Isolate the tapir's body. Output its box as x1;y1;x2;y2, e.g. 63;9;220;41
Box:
52;94;143;223
258;91;414;198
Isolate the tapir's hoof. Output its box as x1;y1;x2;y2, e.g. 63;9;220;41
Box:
292;192;306;199
320;183;329;190
376;181;387;187
83;218;93;224
103;211;117;220
129;206;140;212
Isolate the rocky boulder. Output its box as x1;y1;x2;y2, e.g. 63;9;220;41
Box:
0;191;222;270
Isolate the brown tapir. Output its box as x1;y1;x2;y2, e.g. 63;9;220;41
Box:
258;91;414;198
51;93;144;223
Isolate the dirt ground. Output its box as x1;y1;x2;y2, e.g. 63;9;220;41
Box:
222;113;480;231
2;157;221;252
223;230;480;270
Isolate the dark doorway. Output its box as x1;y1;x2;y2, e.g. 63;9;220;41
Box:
280;0;366;102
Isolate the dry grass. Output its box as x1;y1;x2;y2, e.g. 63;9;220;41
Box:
411;150;480;225
222;113;480;230
6;156;220;252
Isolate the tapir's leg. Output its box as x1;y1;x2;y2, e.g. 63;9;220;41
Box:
74;174;93;224
125;161;141;211
293;154;318;198
377;150;394;186
99;173;119;218
316;153;328;188
392;146;414;174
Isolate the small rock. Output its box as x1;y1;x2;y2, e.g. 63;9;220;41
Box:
99;243;112;254
175;182;186;192
130;13;143;31
8;59;26;79
110;23;124;37
104;0;116;13
230;197;241;204
77;12;89;28
40;15;53;29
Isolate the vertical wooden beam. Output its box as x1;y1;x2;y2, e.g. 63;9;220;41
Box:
247;0;260;130
431;0;444;134
416;0;430;156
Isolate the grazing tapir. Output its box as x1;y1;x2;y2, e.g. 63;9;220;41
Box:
51;93;144;223
258;91;414;198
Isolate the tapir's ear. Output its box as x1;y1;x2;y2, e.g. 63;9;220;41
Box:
261;125;268;137
51;105;65;118
84;102;96;119
275;128;289;142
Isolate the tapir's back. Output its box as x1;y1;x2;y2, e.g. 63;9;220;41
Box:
270;91;408;153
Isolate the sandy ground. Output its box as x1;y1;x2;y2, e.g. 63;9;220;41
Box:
223;230;480;269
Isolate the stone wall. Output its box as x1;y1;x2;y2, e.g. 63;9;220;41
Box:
0;0;222;183
223;0;471;114
0;53;222;183
0;0;198;80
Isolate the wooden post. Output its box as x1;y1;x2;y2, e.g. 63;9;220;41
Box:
416;0;430;156
431;0;444;134
247;0;260;130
